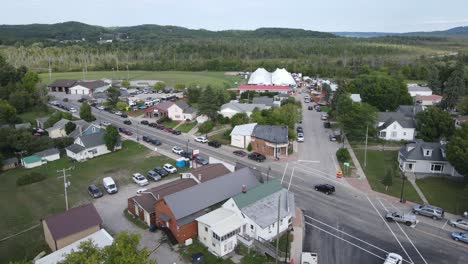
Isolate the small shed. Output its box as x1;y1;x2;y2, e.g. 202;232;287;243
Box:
22;155;43;169
2;157;19;171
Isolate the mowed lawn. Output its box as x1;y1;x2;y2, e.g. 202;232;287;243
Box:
354;149;423;204
39;71;242;88
177;122;197;133
417;177;468;214
0;140;175;263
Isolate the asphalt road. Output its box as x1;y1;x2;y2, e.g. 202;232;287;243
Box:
54;92;468;264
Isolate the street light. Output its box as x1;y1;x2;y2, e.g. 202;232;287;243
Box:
400;172;406;203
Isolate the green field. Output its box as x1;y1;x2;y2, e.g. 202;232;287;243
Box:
0;140;177;263
417;177;468;214
39;71;242;88
177;122;197;133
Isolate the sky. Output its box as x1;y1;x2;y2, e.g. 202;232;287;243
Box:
1;0;468;33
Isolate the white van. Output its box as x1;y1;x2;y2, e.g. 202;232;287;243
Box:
384;253;402;264
102;177;118;194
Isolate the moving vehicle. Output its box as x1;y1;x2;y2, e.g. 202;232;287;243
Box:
132;173;149;186
123;120;132;125
385;212;417;226
154;167;169;177
140;120;149;125
297;133;304;142
451;231;468;243
449;219;468;231
383;253;402;264
172;146;184;155
87;184;103;198
412;204;444;220
102;177;118;194
101;121;111;126
314;184;335;195
301;252;317;264
147;170;162;181
248;152;266;162
208;141;221;148
163;163;177;173
195;136;208;143
233;150;247;157
195;156;209;165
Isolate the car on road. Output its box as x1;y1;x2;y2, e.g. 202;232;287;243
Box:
296;126;303;133
115;111;122;116
181;151;193;160
69;107;77;113
172;130;182;135
154;167;169;177
150;138;162;146
248;152;266;162
329;134;337;141
140;120;149;125
142;135;153;143
451;231;468;243
233;150;247;157
118;127;133;136
208;141;221;148
164;127;174;133
314;184;335;195
87;184;103;198
315;106;322;112
323;121;331;128
77;98;87;103
163;163;177;173
123;120;132;125
149;122;157;127
156;124;165;130
297;133;304;142
102;121;111;126
96;105;105;110
321;113;328;120
120;113;128;118
49;100;59;106
385;212;416;226
195;156;209;165
195;136;208;143
412;204;444;220
172;146;184;155
449;219;468;230
132;173;149;186
308;106;314;110
384;253;402;264
147;170;162;181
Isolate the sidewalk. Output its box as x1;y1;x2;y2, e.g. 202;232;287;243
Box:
290;208;304;264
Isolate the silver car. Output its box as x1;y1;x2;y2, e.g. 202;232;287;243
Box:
412;204;444;220
385;211;417;226
449;219;468;231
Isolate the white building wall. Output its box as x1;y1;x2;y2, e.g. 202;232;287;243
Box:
66;144;111;161
48;128;67;139
69;85;90;95
24;160;43;169
379;121;415;141
168;105;185;121
42;153;60;162
409;91;432;97
219;108;239;118
231;135;251;149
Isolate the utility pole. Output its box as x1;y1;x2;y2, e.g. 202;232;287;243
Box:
364;125;369;168
57;167;74;210
399;172;406;203
275;194;281;264
267;166;271;182
48;58;52;83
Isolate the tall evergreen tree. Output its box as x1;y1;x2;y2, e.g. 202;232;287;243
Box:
441;63;466;110
427;65;442;94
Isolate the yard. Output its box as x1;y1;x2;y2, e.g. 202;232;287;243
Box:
177;121;197;133
353;149;423;204
0;140;177;263
208;129;232;145
17;107;56;125
416;177;468;214
160;119;180;128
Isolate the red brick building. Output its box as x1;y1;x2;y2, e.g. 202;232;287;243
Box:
251;125;289;158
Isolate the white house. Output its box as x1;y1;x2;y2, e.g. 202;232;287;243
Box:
219;102;270;118
398;140;462;178
415;95;443;106
46;119;71;139
377;112;416;141
69;80;110;95
154;101;197;121
196;208;245;257
230;123;257;149
22;148;60;169
65;131;120;161
407;84;433;97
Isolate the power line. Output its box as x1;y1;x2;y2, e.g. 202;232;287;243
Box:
57;167;74;210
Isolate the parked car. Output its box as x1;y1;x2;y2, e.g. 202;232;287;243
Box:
314;184;335;195
140;120;149;125
121;113;128;118
385;212;417;226
323;121;331;128
132;173;149;186
77;98;87;103
151;138;162;146
233;150;247;157
384;253;402;264
297;133;304;142
208;141;221;148
115;111;122;116
102;177;118;194
142;135;152;142
172;130;182;135
87;184;103;198
172;146;184;155
149;122;158;127
412;204;444;220
248;152;266;162
102;121;111;126
451;231;468;243
315;106;322;112
195;136;208;143
156;124;165;130
163;163;177;173
296;126;303;133
147;170;162;181
181;151;194;160
123;120;132;125
97;105;105;110
69;107;77;113
154;167;169;177
165;127;174;133
449;219;468;231
308;106;314;110
329;134;337;141
195;156;209;165
321;113;329;120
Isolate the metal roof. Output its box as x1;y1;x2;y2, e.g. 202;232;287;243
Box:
252;125;289;143
34;148;60;158
233;180;283;209
196;208;244;236
230;123;257;137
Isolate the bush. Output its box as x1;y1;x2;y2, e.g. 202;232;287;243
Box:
336;148;351;163
247;142;252;152
16;173;46;186
198;121;214;134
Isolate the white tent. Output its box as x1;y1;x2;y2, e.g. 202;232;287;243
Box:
248;68;272;85
272;68;296;86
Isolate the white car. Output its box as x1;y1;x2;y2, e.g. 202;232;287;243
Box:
194;136;208;143
384;253;402;264
69;107;77;113
102;121;111;126
172;146;184;155
297;133;304;142
163;163;177;173
96;105;105;110
132;173;149;186
115;111;122;116
449;219;468;231
136;188;148;194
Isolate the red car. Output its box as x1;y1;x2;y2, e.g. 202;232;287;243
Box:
156;124;165;130
233;150;247;157
165;127;174;133
124;130;133;136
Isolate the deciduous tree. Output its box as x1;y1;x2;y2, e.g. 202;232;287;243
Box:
80;102;95;122
446;122;468;177
415;106;454;141
230;113;249;127
116;101;128;111
106;87;121;107
0;99;17;124
442;63;466;110
65;122;76;135
104;125;120;151
153;82;165;91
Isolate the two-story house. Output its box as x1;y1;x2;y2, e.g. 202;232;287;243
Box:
377;112;415;141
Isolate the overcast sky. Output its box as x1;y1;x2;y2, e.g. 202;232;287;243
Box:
2;0;468;32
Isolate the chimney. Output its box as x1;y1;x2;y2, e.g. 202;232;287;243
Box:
198;174;202;182
242;185;247;193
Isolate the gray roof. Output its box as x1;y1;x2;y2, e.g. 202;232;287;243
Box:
68;120;92;138
174;100;190;110
183;106;197;114
80;131;106;148
241;189;295;228
396;105;424;118
35;148;60;158
155;101;173;111
36;117;50;124
47;119;70;132
252;125;288;143
399;139;446;162
164;167;261;223
378;112;416;129
74;80;108;90
220;102;270;113
3;157;18;165
408;85;432;92
66;144;86;154
48;79;77;88
252;96;274;107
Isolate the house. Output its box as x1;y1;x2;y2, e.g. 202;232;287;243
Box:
222;180;295;241
407;84;433;97
196;207;245;257
350;94;362;103
155;167;261;243
251;125;289;158
68;121;100;139
69;80;111;96
252;96;275;107
36;117;50;129
46;119;71;138
455;115;468;128
377;112;416;141
2;157;18;171
230;123;257;149
154;101;197;121
396;105;425;118
127;164;230;226
398;140;462;177
48;79;78;94
233;85;291;95
219;102;271;118
35;229;113;264
65;130;119;161
415;95;443;106
273;94;289;107
41;203;103;251
22;148;60;169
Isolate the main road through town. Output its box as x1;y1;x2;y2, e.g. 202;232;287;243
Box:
59;93;468;264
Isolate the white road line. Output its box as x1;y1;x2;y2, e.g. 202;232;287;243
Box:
330;153;338;171
366;196;415;264
292;165;348;188
442;219;449;230
377;199;428;264
281;162;289;184
304;221;388;262
297;160;321;163
288;167;296;191
304;214;390;254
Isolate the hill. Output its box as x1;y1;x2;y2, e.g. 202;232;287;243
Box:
333;26;468;38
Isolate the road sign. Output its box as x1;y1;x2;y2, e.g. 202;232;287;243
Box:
193;149;200;156
344;162;350;167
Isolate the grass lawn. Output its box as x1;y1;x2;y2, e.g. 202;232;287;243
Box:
178;122;197;133
417;177;468;214
271;232;293;255
208;129;231;145
179;239;235;264
161;119;180;128
0;140;177;263
18;107;55;125
354;149;423;204
39;71;242;88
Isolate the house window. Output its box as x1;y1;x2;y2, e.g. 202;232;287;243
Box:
380;131;386;137
393;124;397;129
204;237;206;241
205;227;208;232
391;131;397;138
403;132;407;136
88;149;97;154
431;164;444;172
250;224;254;230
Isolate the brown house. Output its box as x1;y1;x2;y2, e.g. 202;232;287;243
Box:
155;167;262;243
251;125;289;158
41;203;102;251
48;79;77;94
127;164;231;227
